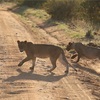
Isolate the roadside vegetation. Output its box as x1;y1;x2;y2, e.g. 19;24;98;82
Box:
1;0;99;28
0;1;100;99
0;0;100;44
3;0;99;29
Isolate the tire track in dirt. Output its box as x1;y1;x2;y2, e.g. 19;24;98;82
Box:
0;10;95;100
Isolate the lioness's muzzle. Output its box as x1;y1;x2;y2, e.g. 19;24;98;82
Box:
19;49;24;52
66;47;70;51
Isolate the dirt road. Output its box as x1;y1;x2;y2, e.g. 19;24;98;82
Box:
0;8;97;100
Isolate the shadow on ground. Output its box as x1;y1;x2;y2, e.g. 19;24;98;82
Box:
73;63;100;76
3;69;67;82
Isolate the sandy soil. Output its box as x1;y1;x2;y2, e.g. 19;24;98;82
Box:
0;6;99;100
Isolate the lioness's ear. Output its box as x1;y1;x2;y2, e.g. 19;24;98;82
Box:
69;42;72;45
17;40;20;43
69;42;73;45
24;40;27;43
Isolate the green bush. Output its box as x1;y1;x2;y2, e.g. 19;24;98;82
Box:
0;0;24;4
81;0;100;29
43;0;80;21
21;0;47;7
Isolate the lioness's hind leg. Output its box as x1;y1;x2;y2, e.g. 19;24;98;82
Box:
48;57;57;72
30;57;36;71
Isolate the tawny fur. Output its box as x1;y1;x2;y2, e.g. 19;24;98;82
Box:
17;40;76;74
66;42;100;62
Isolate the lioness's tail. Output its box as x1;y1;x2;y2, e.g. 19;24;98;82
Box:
59;51;77;73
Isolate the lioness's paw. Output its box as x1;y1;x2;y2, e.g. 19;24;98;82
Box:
74;69;77;72
18;62;23;66
47;70;52;72
65;70;68;74
30;67;34;71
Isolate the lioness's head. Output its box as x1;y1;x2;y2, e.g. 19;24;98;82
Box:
66;42;74;51
17;40;27;52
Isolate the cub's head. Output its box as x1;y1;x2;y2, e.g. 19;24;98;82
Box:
66;42;74;51
17;40;27;52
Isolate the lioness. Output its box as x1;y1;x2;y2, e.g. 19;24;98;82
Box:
17;40;76;74
66;42;100;62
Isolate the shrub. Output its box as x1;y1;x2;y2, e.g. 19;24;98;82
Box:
81;0;100;30
43;0;79;21
21;0;47;7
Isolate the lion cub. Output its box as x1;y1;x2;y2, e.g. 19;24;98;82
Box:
17;40;76;74
66;42;100;62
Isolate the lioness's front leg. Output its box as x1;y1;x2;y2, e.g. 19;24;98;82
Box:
75;54;80;63
18;57;31;66
71;54;78;59
30;57;36;71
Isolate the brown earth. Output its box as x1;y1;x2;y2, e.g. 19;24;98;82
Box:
0;5;100;100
